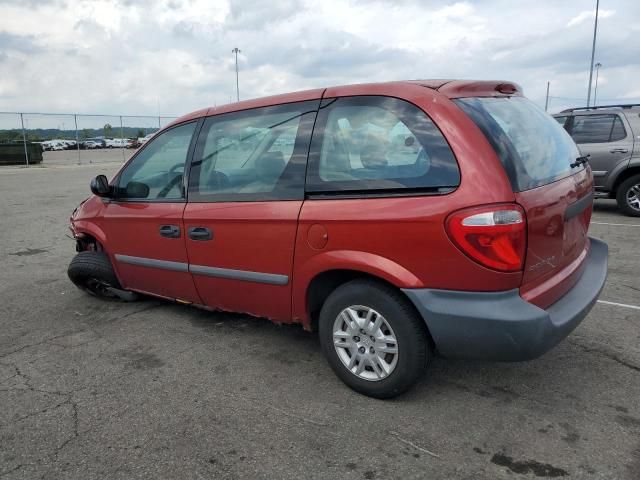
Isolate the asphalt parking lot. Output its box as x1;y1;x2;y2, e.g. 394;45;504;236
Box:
1;163;639;480
40;149;134;167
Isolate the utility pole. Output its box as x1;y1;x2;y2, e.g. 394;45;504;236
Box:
74;114;80;165
545;81;550;112
232;47;241;102
20;113;29;167
586;0;599;107
593;62;602;107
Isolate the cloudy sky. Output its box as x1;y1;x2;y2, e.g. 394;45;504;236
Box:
0;0;639;120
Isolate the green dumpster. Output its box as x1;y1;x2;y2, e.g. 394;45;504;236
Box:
0;142;43;165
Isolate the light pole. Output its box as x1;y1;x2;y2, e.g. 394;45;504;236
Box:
593;62;602;107
586;0;600;107
232;47;241;102
545;81;550;112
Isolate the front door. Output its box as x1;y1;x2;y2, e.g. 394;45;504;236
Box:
102;121;202;303
184;100;319;322
568;113;633;188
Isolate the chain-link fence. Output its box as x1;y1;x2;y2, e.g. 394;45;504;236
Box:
0;112;178;167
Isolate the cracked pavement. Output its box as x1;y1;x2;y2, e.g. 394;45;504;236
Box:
1;163;639;479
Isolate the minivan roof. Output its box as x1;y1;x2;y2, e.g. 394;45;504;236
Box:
168;79;523;128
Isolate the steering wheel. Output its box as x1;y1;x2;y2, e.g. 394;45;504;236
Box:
157;163;185;198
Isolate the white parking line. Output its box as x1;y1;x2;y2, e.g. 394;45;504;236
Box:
591;222;640;227
597;300;640;311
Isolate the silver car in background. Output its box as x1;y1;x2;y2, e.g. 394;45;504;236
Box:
554;104;640;216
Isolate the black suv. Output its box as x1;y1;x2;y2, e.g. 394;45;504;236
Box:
554;105;640;216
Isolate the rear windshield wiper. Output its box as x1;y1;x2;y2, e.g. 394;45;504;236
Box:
570;155;590;168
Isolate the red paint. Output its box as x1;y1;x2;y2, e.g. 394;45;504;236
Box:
183;201;302;322
517;166;593;308
70;79;595;329
72;198;201;303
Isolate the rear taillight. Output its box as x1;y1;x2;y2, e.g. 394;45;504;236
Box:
446;204;527;272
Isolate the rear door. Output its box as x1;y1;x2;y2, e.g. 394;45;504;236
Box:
567;113;633;188
102;121;202;303
184;100;319;322
456;97;592;307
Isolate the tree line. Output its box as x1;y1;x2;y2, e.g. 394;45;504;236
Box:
0;124;156;143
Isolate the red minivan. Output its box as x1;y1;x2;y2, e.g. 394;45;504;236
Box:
68;80;608;398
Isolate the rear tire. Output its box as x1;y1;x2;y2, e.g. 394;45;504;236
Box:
616;174;640;217
68;252;123;300
318;279;430;399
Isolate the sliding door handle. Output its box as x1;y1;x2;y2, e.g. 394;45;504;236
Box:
188;226;213;241
159;224;181;238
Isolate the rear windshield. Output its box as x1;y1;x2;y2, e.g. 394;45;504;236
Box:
455;97;581;192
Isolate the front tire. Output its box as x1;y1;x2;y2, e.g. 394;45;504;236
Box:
318;279;430;399
616;174;640;217
68;252;122;300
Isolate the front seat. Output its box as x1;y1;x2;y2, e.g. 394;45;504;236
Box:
239;151;286;193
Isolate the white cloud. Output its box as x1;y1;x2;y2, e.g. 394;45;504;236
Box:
0;0;638;119
567;8;615;28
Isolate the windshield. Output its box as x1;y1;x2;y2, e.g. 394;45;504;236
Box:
455;97;581;192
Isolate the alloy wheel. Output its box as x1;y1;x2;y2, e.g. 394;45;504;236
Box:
626;182;640;212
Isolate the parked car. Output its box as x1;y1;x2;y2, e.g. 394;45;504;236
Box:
554;105;640;216
137;133;155;146
67;80;608;398
86;138;107;149
81;140;100;149
128;138;141;149
42;140;66;151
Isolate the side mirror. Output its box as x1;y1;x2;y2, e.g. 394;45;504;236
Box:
125;181;150;199
90;175;111;197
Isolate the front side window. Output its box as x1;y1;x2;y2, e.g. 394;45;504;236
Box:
570;114;627;144
188;100;319;202
306;96;460;193
117;122;196;200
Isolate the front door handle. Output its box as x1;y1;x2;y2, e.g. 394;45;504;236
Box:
188;226;213;241
159;224;181;238
610;148;629;153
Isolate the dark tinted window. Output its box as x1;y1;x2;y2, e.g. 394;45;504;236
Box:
610;116;627;141
554;116;568;129
188;100;319;202
117;122;196;200
306;96;460;194
570;114;627;143
456;97;581;192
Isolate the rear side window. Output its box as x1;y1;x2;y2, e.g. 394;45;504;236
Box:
306;96;460;194
455;97;581;192
188;100;319;202
570;114;627;143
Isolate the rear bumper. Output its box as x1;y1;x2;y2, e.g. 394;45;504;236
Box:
402;237;608;361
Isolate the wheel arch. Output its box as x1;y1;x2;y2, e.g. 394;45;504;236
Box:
611;164;640;194
292;250;425;328
73;221;108;251
301;268;433;346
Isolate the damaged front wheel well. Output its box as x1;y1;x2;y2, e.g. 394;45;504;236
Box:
75;233;103;252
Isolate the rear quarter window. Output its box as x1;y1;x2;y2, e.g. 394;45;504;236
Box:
306;96;460;195
455;97;581;192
